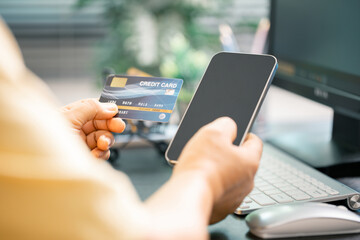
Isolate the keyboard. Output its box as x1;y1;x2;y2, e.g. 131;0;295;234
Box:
235;143;360;215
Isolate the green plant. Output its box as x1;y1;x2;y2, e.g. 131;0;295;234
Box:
160;33;208;102
75;0;222;76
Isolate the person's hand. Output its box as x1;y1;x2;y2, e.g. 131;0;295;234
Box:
60;99;125;160
173;117;262;224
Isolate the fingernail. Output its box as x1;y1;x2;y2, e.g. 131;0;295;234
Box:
119;119;126;132
103;102;117;111
99;150;110;160
98;150;106;158
101;135;111;145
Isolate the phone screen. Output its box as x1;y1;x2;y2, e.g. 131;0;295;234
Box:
166;52;277;162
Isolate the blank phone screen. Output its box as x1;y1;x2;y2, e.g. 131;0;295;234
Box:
166;52;277;161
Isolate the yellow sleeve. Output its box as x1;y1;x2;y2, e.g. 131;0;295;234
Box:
0;18;144;240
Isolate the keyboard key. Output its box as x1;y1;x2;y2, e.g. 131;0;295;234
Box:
255;181;268;187
250;194;277;206
281;185;297;191
266;177;284;184
325;188;339;195
292;193;311;200
286;176;300;181
293;181;312;188
323;186;334;191
258;185;276;191
309;178;319;185
243;197;253;203
239;205;250;209
270;193;294;203
249;188;261;196
317;182;325;187
304;189;328;198
264;189;282;195
286;189;305;195
287;179;302;184
273;182;291;188
303;174;311;181
298;186;317;192
287;190;311;200
316;185;326;191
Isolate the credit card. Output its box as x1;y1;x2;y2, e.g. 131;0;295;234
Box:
99;75;183;122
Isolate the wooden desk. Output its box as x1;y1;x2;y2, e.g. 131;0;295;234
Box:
112;147;360;240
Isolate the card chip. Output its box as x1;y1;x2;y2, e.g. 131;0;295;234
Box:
111;77;128;88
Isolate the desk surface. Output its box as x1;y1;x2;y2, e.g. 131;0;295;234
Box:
112;147;360;240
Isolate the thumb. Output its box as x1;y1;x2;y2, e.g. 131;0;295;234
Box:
241;133;262;152
61;98;118;126
239;133;263;161
204;117;238;143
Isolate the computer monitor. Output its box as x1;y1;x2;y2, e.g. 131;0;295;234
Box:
268;0;360;171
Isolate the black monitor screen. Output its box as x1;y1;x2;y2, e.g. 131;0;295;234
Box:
269;0;360;118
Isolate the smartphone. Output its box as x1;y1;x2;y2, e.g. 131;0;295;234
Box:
165;52;277;165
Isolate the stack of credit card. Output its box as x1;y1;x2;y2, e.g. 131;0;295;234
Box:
99;75;183;122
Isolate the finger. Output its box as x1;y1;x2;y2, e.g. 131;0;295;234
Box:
91;148;111;160
97;134;114;151
242;133;262;150
86;130;114;150
82;118;126;135
205;117;237;143
61;98;118;127
239;133;263;158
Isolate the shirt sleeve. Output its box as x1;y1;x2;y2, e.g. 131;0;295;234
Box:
0;18;145;240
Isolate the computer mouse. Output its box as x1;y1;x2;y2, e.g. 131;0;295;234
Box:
245;202;360;239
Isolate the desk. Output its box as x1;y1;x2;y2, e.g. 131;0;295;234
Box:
112;147;360;240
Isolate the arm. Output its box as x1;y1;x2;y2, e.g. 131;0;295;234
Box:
143;170;214;239
61;100;262;239
142;118;262;239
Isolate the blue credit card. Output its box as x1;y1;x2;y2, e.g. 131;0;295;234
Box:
99;75;183;122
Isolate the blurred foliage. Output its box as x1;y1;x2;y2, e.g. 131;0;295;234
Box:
160;34;209;102
75;0;236;101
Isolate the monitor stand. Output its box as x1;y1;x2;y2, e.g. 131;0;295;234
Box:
265;113;360;178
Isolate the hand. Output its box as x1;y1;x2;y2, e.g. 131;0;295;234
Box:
173;117;262;223
60;99;125;160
